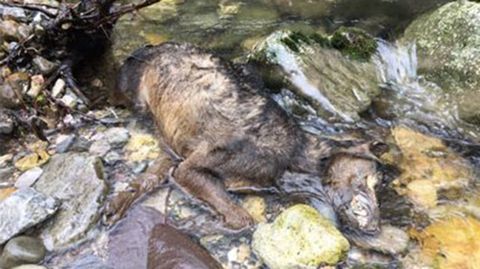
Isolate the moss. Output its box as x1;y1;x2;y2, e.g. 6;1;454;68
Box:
330;26;377;61
281;31;331;53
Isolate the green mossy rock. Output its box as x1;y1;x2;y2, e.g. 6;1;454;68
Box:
252;204;350;269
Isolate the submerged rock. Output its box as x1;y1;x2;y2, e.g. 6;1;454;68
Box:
0;236;46;269
252;204;349;269
388;126;473;209
402;1;480;124
33;153;107;251
410;216;480;269
251;29;380;122
107;205;222;269
0;188;58;245
346;225;409;255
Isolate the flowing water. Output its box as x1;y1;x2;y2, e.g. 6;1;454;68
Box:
41;0;480;268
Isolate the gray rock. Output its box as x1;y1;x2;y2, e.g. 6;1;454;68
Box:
104;127;130;147
0;236;46;268
32;56;57;75
15;167;43;189
33;153;107;251
252;30;380;122
70;137;91;152
89;139;111;157
0;167;15;187
0;6;27;20
51;79;65;98
55;134;75;153
104;151;122;165
402;1;480;124
0;188;59;244
11;266;47;269
0;116;14;135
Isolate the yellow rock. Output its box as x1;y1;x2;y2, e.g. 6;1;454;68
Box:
125;133;160;162
14;150;50;171
0;188;16;201
391;126;472;208
242;195;267;223
412;217;480;269
406;180;438;209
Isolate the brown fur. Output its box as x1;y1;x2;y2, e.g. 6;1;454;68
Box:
111;42;384;231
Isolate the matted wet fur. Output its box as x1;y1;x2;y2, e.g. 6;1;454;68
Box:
109;42;386;233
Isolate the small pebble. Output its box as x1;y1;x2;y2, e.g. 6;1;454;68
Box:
0;236;47;268
105;127;130;147
55;134;75;153
32;56;56;75
104;151;122;165
89;139;111;157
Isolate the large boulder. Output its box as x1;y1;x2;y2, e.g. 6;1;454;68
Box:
252;204;350;269
402;1;480;124
33;153;107;251
251;29;380;122
0;188;58;245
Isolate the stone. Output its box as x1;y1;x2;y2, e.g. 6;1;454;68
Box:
55;134;75;153
0;113;14;135
51;79;65;98
125;133;160;162
89;139;111;157
0;20;21;41
241;195;267;223
346;225;409;255
33;153;107;251
60;93;78;109
26;75;44;98
14;151;50;172
252;204;349;269
389;127;473;209
0;154;13;167
104;127;130;147
402;1;480;124
0;168;15;188
104;151;122;165
106;205;222;269
251;30;380;122
0;187;16;201
0;236;46;268
12;266;47;269
410;216;480;268
15;167;43;189
0;188;59;244
32;56;56;75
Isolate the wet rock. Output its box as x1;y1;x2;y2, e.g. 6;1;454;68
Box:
346;225;409;255
55;134;75;153
252;30;380;122
26;75;44;98
0;188;59;244
0;236;46;269
330;26;378;60
89;139;111;157
11;266;47;269
104;151;122;165
106;205;222;269
267;0;333;19
0;112;14;135
389;126;473;209
60;93;78;109
241;195;267;223
252;204;349;268
15;167;43;189
409;216;480;269
51;79;65;98
402;1;480;124
0;20;22;42
14;151;50;172
33;153;107;251
346;247;396;268
32;56;57;75
125;133;160;162
104;127;130;147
